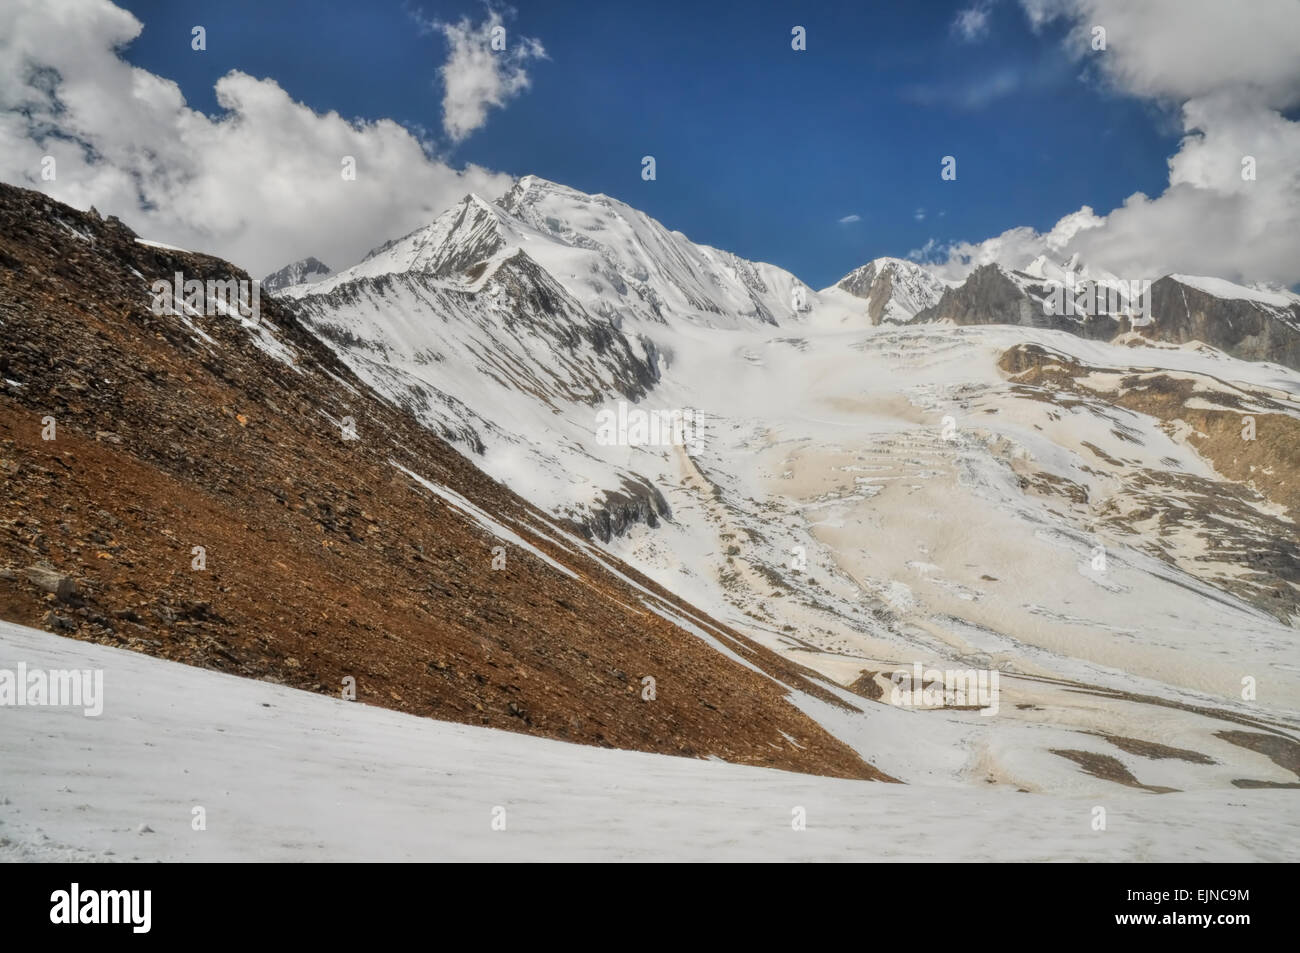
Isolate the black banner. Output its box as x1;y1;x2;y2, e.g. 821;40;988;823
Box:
0;863;1280;940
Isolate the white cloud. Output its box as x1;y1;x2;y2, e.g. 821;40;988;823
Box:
0;0;513;278
838;213;861;224
923;207;1104;279
424;8;546;144
953;3;993;42
914;208;926;221
908;238;944;263
927;0;1300;286
1022;0;1300;108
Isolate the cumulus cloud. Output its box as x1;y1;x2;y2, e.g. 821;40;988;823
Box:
838;213;861;224
1021;0;1300;109
930;0;1300;285
421;7;546;143
0;0;513;277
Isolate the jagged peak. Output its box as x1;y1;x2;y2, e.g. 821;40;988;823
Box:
832;256;946;291
261;255;332;293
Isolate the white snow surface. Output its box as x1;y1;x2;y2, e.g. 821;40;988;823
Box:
3;620;1294;862
1170;274;1300;309
133;237;190;253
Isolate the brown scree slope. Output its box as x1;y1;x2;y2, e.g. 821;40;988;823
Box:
0;183;891;781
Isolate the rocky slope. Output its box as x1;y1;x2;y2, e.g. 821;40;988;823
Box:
909;263;1300;370
1148;275;1300;370
999;338;1300;622
0;182;891;781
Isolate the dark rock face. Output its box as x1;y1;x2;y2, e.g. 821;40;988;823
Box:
913;265;1300;370
1143;277;1300;369
914;265;1122;339
839;261;894;325
915;265;1037;326
572;476;672;543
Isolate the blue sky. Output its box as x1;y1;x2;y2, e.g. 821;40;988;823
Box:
113;0;1182;287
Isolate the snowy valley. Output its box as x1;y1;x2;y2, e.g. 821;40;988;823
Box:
277;176;1300;799
2;174;1298;862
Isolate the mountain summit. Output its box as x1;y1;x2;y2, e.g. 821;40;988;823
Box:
261;255;331;293
826;256;953;326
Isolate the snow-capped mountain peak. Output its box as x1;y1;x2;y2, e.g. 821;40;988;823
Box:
261;255;331;293
1021;252;1120;286
322;193;520;290
293;175;809;331
494;174;808;329
824;255;953;326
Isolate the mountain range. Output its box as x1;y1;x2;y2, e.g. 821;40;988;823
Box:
3;174;1299;854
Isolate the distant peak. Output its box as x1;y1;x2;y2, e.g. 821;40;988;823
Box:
832;255;950;323
261;255;332;293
